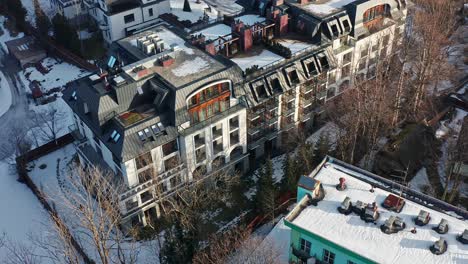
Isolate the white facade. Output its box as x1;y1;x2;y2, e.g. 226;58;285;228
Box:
83;0;171;43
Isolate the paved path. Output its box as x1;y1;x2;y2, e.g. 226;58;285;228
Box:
0;49;35;160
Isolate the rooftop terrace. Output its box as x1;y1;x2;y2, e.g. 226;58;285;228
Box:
285;158;468;264
118;25;227;87
287;0;355;18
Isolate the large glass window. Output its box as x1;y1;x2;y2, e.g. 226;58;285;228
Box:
363;5;391;23
124;14;135;24
188;82;230;123
136;152;152;169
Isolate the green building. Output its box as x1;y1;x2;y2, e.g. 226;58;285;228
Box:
281;157;468;264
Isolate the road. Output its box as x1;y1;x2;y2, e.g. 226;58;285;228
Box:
0;48;35;160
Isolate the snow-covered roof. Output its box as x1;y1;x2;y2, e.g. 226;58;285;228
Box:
288;0;355;18
230;49;284;71
234;14;266;26
277;38;317;54
285;158;468;264
192;23;232;41
170;0;219;23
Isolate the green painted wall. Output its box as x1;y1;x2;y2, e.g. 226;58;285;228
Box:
285;220;377;264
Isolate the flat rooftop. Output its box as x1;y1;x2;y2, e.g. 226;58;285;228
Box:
287;0;355;18
286;158;468;264
118;25;227;88
170;0;219;23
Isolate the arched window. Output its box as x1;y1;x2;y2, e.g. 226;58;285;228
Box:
187;81;231;123
363;5;391;27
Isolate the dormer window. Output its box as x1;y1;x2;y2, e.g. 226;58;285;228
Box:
331;24;339;37
70;91;77;101
138;131;146;141
110;130;121;143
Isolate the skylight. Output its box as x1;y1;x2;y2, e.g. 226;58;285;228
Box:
70;91;77;101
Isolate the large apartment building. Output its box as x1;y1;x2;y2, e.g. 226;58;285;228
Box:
64;0;408;227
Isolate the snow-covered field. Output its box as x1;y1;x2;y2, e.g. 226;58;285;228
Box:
0;71;12;118
0;162;52;261
0;16;24;53
19;57;88;93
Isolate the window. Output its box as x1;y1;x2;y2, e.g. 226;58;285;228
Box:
299;238;311;254
342;52;352;64
164;155;179;171
363;4;391;24
136;152;152;169
162;140;178;156
140;191;153;203
323;249;335;264
188;82;231;123
341;65;351;77
124;14;135;24
138;168;154;184
148;8;153;16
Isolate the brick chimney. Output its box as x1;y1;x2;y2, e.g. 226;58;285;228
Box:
275;14;289;37
160;56;174;67
231;21;245;34
239;27;253;52
204;42;216;55
297;0;308;4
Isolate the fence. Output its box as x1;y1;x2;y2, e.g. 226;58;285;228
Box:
15;134;93;263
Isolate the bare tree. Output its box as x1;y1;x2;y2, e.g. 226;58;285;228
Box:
52;165;141;264
33;105;66;145
193;227;281;264
0;122;33;164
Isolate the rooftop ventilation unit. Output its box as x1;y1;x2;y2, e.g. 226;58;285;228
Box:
143;41;155;55
136;36;147;49
113;75;126;86
433;219;449;234
381;215;406;234
154;39;165;54
457;229;468;244
337;197;352;215
352;200;366;214
89;74;100;84
414;210;431;226
361;202;380;223
336;177;347;191
430;237;447;255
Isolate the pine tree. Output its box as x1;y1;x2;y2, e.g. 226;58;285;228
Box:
280;153;299;194
34;0;50;35
255;159;276;220
6;0;27;31
312;133;331;167
183;0;192;12
160;217;195;264
52;14;80;55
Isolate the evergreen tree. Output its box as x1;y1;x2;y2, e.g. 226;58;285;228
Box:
6;0;27;31
312;133;332;167
297;142;314;175
52;14;80;55
255;159;276;220
280;153;299;194
160;217;195;264
183;0;192;12
34;0;50;35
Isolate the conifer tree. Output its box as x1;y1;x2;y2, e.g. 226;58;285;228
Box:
255;159;276;220
34;0;50;35
312;133;331;167
52;14;80;54
160;216;195;264
6;0;27;31
183;0;192;12
280;153;299;194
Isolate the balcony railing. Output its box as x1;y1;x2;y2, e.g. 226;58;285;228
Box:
178;102;246;136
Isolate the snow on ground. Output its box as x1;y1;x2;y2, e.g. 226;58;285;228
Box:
231;49;283;71
277;39;315;54
28;145;157;262
288;162;468;264
170;0;219;23
19;57;88;93
172;57;210;77
235;14;265;25
193;23;231;40
0;162;52;261
20;0;54;27
409;167;431;193
0;16;24;53
0;71;12;118
260;219;290;263
306;122;339;147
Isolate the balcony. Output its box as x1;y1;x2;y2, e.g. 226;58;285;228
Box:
301;96;313;108
178;103;246;136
